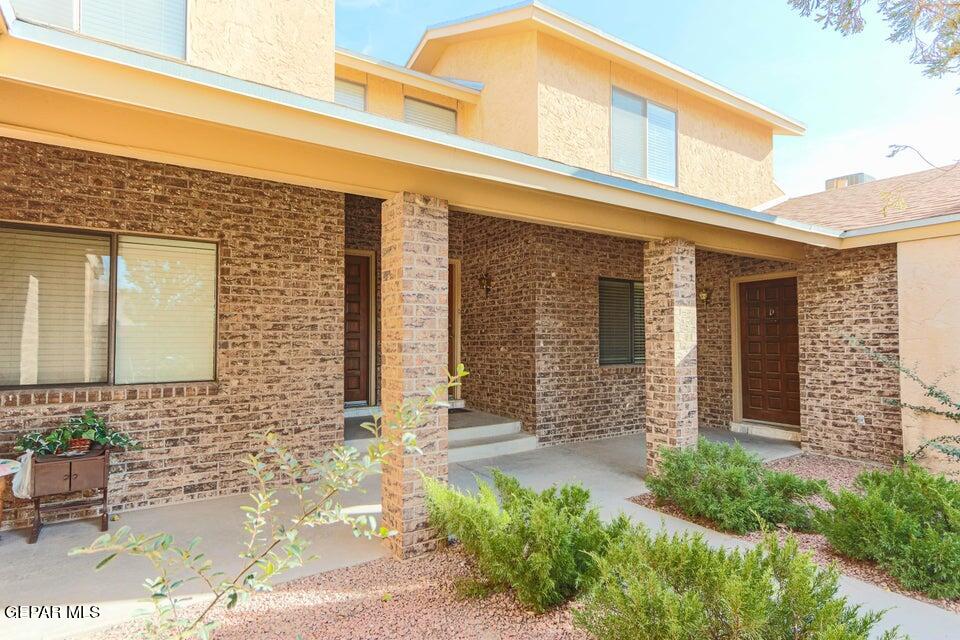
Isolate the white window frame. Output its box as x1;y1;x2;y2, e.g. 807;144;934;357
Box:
11;0;190;60
610;86;678;188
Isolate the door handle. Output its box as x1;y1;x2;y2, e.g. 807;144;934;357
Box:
72;474;78;479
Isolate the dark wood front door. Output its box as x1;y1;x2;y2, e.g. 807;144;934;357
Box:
739;277;800;426
344;254;370;404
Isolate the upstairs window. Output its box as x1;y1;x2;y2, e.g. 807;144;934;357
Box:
335;78;366;111
611;87;677;187
403;97;457;135
11;0;188;58
598;278;645;365
0;225;217;388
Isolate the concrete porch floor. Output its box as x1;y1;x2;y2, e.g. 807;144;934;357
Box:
1;429;955;639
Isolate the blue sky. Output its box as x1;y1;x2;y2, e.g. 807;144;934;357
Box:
335;0;960;198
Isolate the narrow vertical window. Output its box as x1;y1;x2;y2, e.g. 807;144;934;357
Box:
611;88;645;178
599;278;645;365
0;228;111;386
647;103;677;186
114;236;217;384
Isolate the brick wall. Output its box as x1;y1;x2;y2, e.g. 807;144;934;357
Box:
0;137;345;529
798;245;902;462
695;250;793;429
532;225;646;444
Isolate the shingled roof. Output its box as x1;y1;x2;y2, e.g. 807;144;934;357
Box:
768;165;960;231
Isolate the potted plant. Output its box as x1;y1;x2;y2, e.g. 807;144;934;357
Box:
14;410;141;456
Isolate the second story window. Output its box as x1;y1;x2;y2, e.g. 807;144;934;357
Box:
403;97;457;135
335;78;366;111
611;87;677;187
11;0;187;59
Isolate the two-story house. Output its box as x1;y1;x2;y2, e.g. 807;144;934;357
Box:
1;1;958;558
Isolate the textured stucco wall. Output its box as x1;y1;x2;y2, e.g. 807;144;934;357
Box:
532;34;782;208
188;0;335;101
897;236;960;473
428;31;539;155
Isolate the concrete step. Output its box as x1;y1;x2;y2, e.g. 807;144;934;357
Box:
448;420;521;443
449;431;539;463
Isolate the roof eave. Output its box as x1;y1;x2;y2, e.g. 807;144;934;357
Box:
336;48;482;104
407;2;806;136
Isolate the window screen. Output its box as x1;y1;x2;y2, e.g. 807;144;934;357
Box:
403;97;457;134
610;87;677;187
335;78;366;111
0;228;111;386
114;236;217;384
599;278;645;365
12;0;187;58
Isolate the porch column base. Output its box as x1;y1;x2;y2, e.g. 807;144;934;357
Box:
643;238;698;474
379;192;449;559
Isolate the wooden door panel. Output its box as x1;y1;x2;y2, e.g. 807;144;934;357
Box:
33;461;70;497
71;457;106;491
740;277;801;426
344;255;370;404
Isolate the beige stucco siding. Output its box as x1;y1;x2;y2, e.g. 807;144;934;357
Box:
536;33;610;173
677;94;783;207
429;31;539;154
187;0;335;101
897;236;960;473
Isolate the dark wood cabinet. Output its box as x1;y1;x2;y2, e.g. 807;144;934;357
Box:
30;446;109;543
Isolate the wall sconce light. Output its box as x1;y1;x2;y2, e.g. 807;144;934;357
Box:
479;271;493;296
697;287;713;304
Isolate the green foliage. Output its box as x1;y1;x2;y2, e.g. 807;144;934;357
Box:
424;469;630;612
816;462;960;599
15;410;141;454
788;0;960;85
646;438;824;534
71;367;466;640
574;526;905;640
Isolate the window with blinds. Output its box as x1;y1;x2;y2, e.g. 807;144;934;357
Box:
599;278;645;365
335;78;366;111
11;0;187;58
610;87;677;187
0;226;217;388
0;228;111;386
115;236;217;384
403;97;458;134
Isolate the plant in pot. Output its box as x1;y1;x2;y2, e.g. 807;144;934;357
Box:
15;410;141;456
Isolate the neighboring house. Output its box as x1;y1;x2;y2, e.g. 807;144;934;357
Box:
0;1;957;558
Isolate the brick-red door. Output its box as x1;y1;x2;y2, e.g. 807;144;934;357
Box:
739;277;800;425
344;255;370;404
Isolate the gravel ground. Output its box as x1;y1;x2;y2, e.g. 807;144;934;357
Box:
89;547;589;640
631;453;960;614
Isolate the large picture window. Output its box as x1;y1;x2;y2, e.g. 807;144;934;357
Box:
599;278;645;365
0;225;217;388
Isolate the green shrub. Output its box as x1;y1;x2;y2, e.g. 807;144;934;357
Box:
646;438;824;534
424;469;630;612
574;526;905;640
816;462;960;599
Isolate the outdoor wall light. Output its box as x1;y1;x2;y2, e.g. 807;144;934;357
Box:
697;287;713;303
479;271;493;296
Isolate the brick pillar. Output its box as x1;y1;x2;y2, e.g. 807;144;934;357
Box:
379;192;449;559
643;239;698;473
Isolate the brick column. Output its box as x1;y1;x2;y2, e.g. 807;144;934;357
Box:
643;239;698;473
379;192;449;559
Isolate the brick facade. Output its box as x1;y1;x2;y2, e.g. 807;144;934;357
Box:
643;239;698;471
695;250;793;429
379;192;450;558
0;137;345;529
798;245;902;462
